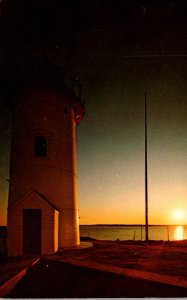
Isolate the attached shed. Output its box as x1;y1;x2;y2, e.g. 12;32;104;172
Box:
8;189;59;256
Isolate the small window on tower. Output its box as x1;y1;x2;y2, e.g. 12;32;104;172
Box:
35;136;47;157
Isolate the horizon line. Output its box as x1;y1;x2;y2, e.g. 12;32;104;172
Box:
80;223;187;226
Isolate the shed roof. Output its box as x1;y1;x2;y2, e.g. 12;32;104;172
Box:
8;188;59;212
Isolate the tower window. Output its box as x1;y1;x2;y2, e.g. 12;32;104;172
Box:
35;136;47;157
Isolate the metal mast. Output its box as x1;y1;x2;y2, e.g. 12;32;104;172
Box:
145;92;149;241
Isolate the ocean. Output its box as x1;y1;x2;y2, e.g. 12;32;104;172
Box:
80;225;187;241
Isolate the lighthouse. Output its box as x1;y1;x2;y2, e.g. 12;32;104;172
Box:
7;59;85;255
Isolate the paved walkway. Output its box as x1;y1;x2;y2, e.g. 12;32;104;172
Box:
0;258;40;297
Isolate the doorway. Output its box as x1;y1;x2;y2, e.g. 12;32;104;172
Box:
23;209;41;255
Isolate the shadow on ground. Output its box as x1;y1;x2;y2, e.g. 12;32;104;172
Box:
7;258;187;298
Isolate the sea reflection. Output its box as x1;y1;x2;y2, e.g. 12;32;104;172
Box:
174;225;184;240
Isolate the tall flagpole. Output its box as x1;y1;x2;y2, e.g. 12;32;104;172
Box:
145;92;149;241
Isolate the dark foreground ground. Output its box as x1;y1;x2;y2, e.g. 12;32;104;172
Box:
2;239;187;298
6;257;187;298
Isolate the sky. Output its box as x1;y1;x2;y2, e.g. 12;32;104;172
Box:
1;0;187;225
76;56;187;225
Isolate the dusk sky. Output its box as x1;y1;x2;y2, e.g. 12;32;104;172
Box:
1;0;187;225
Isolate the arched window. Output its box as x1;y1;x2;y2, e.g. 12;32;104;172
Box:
35;136;47;157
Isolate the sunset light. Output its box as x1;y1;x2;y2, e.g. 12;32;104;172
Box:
173;209;186;222
174;225;184;240
2;1;187;298
1;1;187;235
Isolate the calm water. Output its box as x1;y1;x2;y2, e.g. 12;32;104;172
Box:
80;225;187;241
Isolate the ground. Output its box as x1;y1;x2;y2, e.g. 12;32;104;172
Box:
59;239;187;280
1;239;187;297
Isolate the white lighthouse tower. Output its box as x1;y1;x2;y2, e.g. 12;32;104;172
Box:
7;59;85;255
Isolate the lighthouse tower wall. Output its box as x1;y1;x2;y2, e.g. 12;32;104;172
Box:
8;86;80;252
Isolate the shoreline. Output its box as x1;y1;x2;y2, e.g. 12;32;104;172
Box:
81;235;187;242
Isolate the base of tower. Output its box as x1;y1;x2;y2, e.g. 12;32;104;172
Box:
57;241;93;252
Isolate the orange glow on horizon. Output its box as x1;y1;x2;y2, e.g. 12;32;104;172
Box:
170;209;187;225
173;209;186;220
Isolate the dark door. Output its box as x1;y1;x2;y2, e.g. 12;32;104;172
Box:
23;209;41;255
